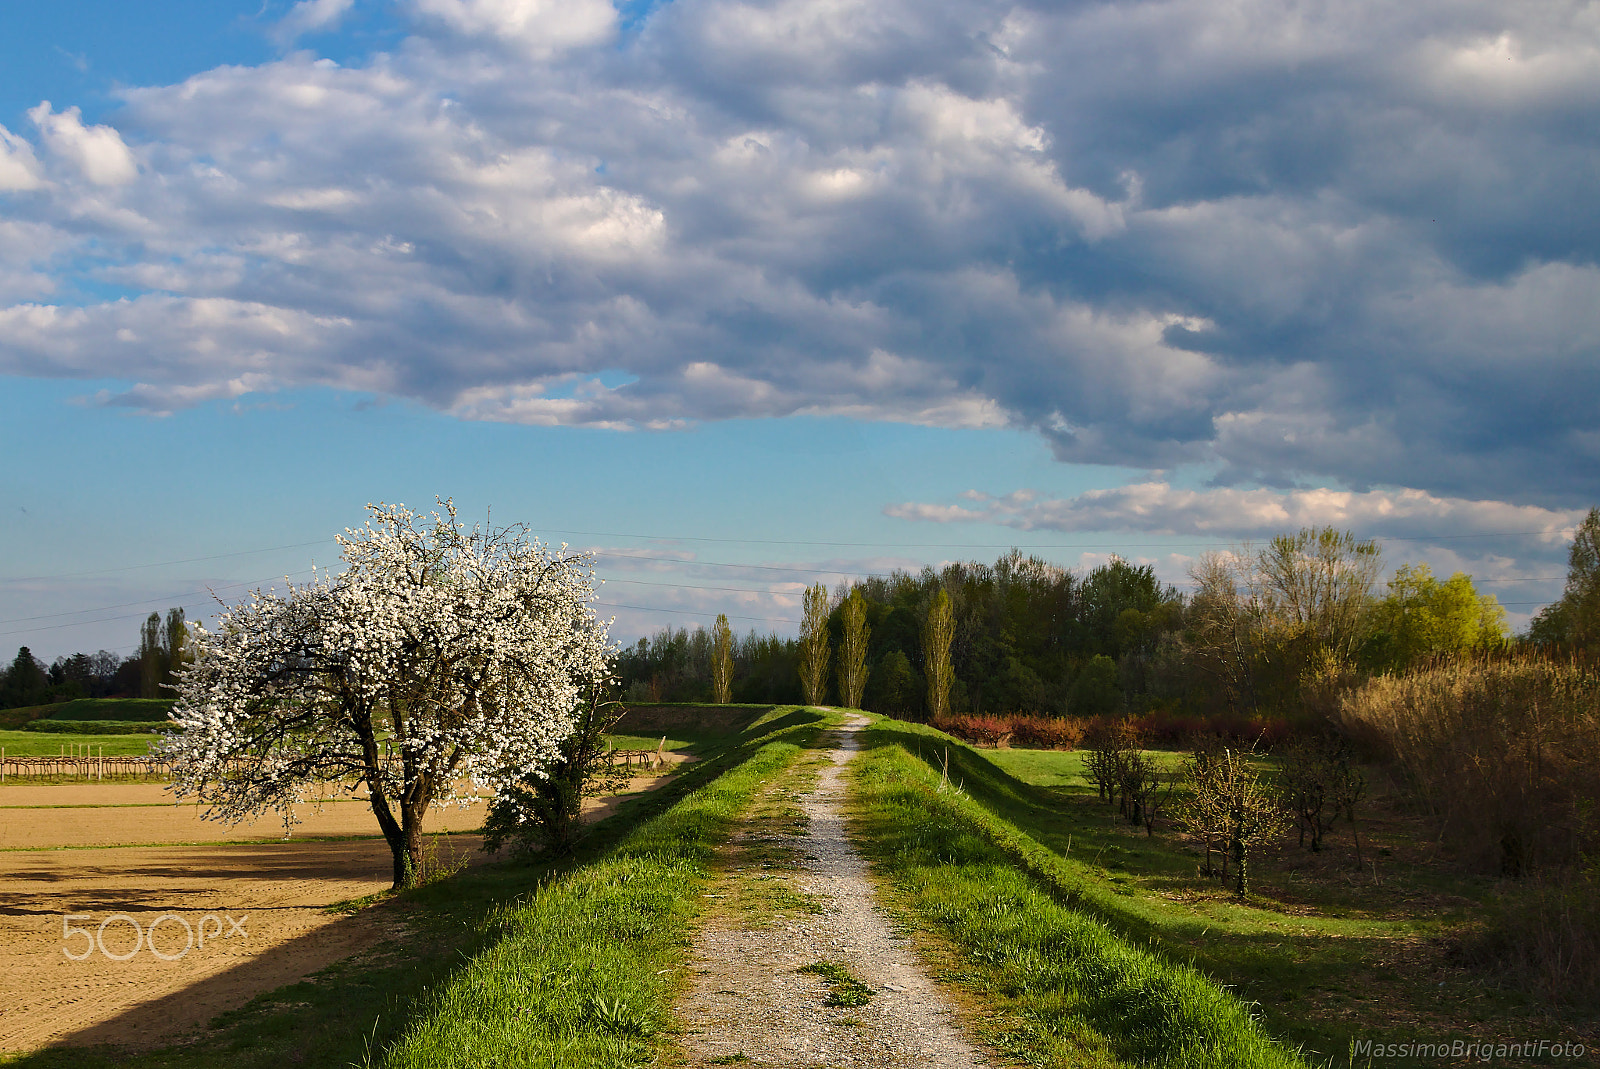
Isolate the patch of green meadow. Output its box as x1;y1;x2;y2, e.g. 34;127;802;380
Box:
0;729;161;756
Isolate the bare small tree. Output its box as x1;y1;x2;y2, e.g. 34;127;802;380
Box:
1218;746;1285;899
837;589;870;709
799;583;831;706
923;587;954;721
711;613;734;704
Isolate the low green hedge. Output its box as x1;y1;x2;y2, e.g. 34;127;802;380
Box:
21;719;169;735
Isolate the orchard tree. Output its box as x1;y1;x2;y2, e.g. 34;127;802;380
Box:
163;501;612;889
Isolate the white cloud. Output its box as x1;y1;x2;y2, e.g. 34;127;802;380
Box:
26;103;137;186
93;374;278;417
0;0;1596;507
274;0;357;44
887;482;1584;546
408;0;616;57
0;125;45;191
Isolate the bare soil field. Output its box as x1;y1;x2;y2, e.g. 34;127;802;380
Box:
0;784;488;850
0;760;688;1054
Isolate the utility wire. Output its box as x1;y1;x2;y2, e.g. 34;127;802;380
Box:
0;572;315;638
547;525;1573;548
596;601;798;625
0;540;330;584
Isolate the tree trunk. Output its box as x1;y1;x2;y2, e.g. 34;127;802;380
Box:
366;790;410;889
402;806;425;888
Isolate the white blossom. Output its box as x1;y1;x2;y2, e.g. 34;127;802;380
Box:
162;499;612;887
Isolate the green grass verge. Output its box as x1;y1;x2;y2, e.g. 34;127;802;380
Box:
853;718;1307;1069
20;719;168;735
604;732;706;753
380;705;832;1068
0;729;160;756
0;699;176;726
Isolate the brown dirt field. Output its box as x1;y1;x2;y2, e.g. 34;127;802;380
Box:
0;760;688;1053
0;784;489;850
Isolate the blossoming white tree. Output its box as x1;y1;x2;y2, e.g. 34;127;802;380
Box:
163;500;612;889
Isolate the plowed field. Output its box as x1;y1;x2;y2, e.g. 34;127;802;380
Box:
0;764;683;1052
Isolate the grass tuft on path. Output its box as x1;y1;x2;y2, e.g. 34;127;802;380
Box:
799;961;876;1007
852;717;1307;1069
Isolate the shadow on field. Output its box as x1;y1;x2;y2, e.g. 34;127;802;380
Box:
9;706;817;1069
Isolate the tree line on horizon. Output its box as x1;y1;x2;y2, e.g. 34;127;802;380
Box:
0;608;189;710
5;508;1596;721
614;510;1600;722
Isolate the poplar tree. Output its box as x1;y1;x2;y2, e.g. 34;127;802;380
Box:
164;607;189;689
922;588;954;720
799;583;831;706
838;589;870;709
712;613;734;704
139;612;164;699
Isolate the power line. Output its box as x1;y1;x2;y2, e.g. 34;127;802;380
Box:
596;601;798;625
593;551;881;577
0;570;316;626
0;572;315;638
552;524;1573;549
0;540;330;584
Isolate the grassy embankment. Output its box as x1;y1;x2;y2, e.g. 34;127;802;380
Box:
0;699;174;727
1;698;176;739
858;719;1595;1067
2;704;828;1069
853;716;1306;1069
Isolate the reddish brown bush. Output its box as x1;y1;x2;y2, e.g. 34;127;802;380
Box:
929;714;1012;747
1008;715;1086;750
929;709;1293;751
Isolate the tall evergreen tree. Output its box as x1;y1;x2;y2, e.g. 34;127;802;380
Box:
0;647;49;708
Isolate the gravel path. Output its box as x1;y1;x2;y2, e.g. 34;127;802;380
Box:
678;714;991;1068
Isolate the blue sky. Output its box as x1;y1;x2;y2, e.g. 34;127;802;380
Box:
1;0;1594;659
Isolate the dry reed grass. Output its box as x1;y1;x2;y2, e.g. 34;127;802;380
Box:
1335;657;1599;875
